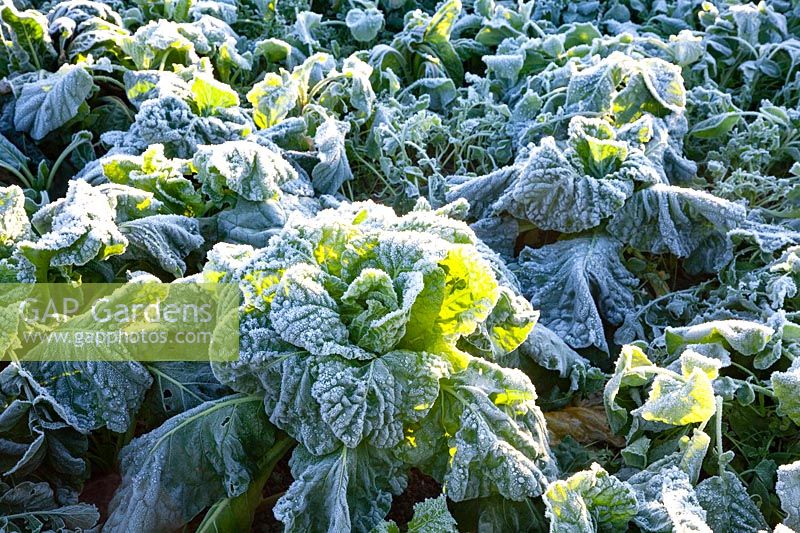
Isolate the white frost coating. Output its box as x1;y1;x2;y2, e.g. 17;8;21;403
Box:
13;65;94;140
193;140;298;204
628;465;707;532
119;214;204;276
607;183;746;258
665;319;774;356
777;460;800;531
444;359;557;502
0;185;31;245
105;397;274;532
311;117;353;195
696;472;768;532
204;200;552;530
19;180;127;270
516;234;637;352
493;137;633;233
771;361;800;426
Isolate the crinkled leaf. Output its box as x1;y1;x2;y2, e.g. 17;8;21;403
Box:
441;358;557;502
608;184;746;258
516;235;638;352
193;140;299;206
493;138;632;234
19;180;127;275
777;460;800;531
274;444;406;533
0;185;31;245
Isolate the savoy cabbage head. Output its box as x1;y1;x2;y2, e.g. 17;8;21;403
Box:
200;199;558;531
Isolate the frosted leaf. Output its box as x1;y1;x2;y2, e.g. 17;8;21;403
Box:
193;140;299;206
493;137;633;234
771;362;800;426
14;359;152;433
0;481;99;531
96;183;164;223
217;196;319;248
462;286;537;360
101;144;205;216
665;320;774;357
516;235;638;352
0;185;31;245
628;465;707;532
119;215;204;277
777;460;800;531
633;368;716;426
13;65;94;140
105;396;275;532
608;183;746;258
443;359;557;502
271;263;371;360
19;180;127;273
696;471;768;532
345;5;384;42
274;445;406;533
543;463;637;532
311;117;353;195
312;358;403;449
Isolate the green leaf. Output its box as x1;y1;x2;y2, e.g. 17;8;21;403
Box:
0;4;56;73
246;71;299;129
771;364;800;426
311;117;353;195
440;358;557;502
13;65;94;140
613;58;686;123
604;344;655;433
0;481;99;532
665;320;774;357
190;73;240;117
634;368;716;426
19;180;127;275
196;436;294;533
517;235;638;352
0;133;29;174
105;395;278;532
422;0;463;83
372;494;457;533
102;144;206;217
543;463;637;533
608;184;746;258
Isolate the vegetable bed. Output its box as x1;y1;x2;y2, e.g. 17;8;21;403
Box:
1;0;800;531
